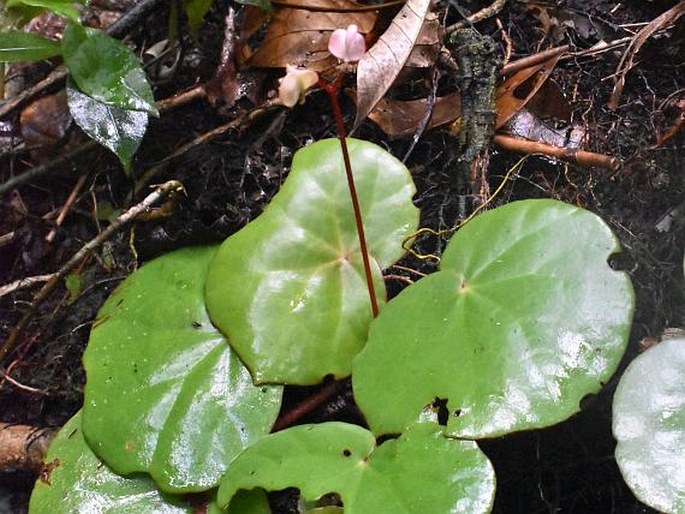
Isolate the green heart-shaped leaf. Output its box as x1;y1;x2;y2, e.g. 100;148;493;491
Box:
82;246;283;493
353;199;634;438
217;422;495;513
28;411;192;514
205;138;419;384
613;338;685;514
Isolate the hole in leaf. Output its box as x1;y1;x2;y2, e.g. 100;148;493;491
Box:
376;433;400;445
191;320;202;328
453;408;463;418
318;492;343;508
342;448;352;457
607;252;634;272
579;393;597;410
268;487;300;513
433;397;449;425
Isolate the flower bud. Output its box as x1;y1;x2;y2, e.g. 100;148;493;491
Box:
278;65;319;107
328;24;366;63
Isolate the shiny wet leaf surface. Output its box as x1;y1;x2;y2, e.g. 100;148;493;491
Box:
353;200;634;438
217;421;495;514
82;246;282;493
205;138;419;384
28;411;192;514
613;338;685;514
66;83;147;172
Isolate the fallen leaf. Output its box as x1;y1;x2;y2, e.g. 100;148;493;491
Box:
494;53;561;129
368;92;460;136
239;0;376;71
405;11;442;68
20;91;72;159
354;0;432;128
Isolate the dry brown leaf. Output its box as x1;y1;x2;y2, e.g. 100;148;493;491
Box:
405;12;442;68
238;1;376;71
354;0;432;128
495;53;561;129
20;91;72;157
367;92;460;136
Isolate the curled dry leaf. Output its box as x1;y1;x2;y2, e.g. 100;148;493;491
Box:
494;53;561;130
354;0;432;128
238;0;376;71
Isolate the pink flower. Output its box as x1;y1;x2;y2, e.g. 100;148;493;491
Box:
328;25;366;63
278;65;319;107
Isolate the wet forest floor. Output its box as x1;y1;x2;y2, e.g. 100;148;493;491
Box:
1;0;684;512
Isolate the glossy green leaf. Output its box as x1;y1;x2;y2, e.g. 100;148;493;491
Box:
28;411;191;514
217;422;495;513
6;0;82;23
0;30;61;62
66;83;147;173
353;199;634;438
613;338;685;513
82;246;283;493
205;138;419;384
62;24;158;115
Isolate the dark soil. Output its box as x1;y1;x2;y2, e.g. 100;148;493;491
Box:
1;0;684;512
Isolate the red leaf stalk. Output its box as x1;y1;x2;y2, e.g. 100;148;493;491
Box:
322;79;379;318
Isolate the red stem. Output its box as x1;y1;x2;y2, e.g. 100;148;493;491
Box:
322;79;379;318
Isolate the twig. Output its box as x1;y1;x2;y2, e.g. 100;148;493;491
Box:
105;0;169;39
502;45;570;76
133;104;276;192
154;84;207;112
0;231;14;248
494;134;621;170
45;174;88;243
0;140;97;198
0;67;69;123
272;380;347;432
446;0;507;35
0;180;186;364
609;2;685;110
0;275;53;298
